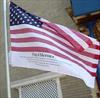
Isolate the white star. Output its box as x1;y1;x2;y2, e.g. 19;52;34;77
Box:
11;9;14;12
27;19;30;21
36;16;39;19
13;16;15;19
22;21;25;23
24;16;27;18
39;22;41;24
12;22;14;24
13;11;15;13
17;9;20;11
22;13;24;16
18;15;20;18
37;25;40;27
10;19;12;22
34;21;37;24
29;22;32;24
19;11;22;14
15;13;18;15
11;14;13;17
15;18;17;21
17;21;19;24
20;17;23;20
29;16;31;18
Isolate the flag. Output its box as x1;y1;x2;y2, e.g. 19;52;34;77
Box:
97;62;100;90
10;2;100;88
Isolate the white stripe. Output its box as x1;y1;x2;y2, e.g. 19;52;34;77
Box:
11;42;96;72
11;32;99;63
10;24;73;47
41;18;99;47
10;24;99;55
82;33;100;45
10;51;95;88
57;24;89;49
41;18;50;22
85;48;100;55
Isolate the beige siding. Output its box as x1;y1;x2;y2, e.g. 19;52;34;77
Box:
60;76;93;98
10;67;47;82
11;88;19;98
91;82;99;98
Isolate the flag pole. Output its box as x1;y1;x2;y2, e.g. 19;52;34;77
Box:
0;0;11;97
3;0;11;97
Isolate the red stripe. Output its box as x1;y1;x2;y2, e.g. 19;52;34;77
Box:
44;22;100;51
43;27;100;60
10;28;100;59
71;29;93;47
11;46;96;76
43;26;57;36
94;45;100;50
11;37;98;68
43;22;86;52
43;22;100;50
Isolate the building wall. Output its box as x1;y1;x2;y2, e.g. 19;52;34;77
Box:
92;82;99;98
11;76;96;98
11;88;19;98
60;76;93;98
10;0;98;98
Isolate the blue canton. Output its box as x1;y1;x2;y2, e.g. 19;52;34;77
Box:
10;2;43;27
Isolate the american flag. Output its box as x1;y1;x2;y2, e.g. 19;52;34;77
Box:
10;2;100;88
97;63;100;90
